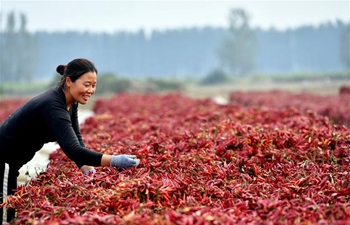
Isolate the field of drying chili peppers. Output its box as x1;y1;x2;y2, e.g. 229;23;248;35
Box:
229;89;350;128
1;90;350;225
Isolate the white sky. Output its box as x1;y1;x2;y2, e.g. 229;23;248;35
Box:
1;0;349;35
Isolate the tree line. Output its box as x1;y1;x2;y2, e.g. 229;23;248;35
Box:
0;9;349;83
1;11;39;83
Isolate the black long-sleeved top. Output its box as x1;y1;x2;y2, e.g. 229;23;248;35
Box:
0;86;102;171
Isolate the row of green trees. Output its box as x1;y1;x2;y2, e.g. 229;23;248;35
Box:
1;12;39;83
340;24;350;69
0;9;349;86
218;9;349;75
0;9;261;84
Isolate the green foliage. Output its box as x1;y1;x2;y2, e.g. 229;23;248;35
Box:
0;82;47;95
252;70;350;82
47;74;62;88
143;78;184;93
95;73;131;94
0;11;39;83
217;8;258;76
199;69;228;85
340;23;350;69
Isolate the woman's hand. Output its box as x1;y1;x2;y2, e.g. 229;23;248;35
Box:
110;155;140;169
80;165;96;175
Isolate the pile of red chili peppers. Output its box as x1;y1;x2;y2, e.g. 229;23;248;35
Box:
229;89;350;127
1;91;349;224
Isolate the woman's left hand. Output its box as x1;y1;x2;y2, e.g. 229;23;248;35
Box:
80;165;96;175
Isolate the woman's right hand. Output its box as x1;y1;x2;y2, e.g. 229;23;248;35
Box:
110;155;140;169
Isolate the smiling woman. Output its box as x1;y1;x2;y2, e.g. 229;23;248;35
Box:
56;59;97;108
0;58;140;224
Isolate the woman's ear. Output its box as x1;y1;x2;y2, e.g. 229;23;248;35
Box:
65;77;72;88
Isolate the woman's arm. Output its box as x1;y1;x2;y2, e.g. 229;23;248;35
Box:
71;102;86;147
44;104;139;172
71;103;96;173
43;104;103;167
81;155;136;174
81;155;112;174
101;155;112;166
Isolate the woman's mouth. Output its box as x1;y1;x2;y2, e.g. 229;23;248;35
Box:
82;95;90;101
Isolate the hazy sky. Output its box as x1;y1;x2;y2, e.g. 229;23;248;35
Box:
1;0;349;35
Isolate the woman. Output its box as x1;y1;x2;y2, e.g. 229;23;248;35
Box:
0;58;140;224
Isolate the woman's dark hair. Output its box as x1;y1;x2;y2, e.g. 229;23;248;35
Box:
56;58;98;87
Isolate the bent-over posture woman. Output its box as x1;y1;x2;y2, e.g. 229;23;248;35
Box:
0;58;140;224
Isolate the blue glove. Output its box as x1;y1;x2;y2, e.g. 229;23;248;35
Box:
83;168;96;175
111;154;140;169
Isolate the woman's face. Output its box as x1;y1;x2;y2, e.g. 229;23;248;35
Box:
66;71;97;105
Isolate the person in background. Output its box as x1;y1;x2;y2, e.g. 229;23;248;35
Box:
0;58;140;224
